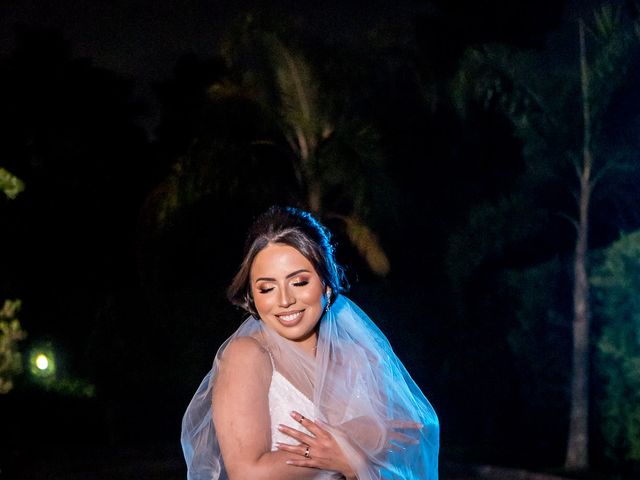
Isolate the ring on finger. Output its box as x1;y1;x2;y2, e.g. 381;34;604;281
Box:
298;415;305;424
304;446;311;458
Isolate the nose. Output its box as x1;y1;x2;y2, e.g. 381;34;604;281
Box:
278;285;295;307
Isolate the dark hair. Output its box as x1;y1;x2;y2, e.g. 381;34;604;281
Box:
227;206;347;316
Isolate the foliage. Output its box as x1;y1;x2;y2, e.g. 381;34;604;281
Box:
220;27;391;274
592;230;640;464
587;4;638;121
446;4;640;466
452;3;639;187
505;258;572;410
341;215;390;276
0;167;25;199
1;168;26;394
240;37;391;274
445;192;547;299
0;299;27;394
148;20;391;275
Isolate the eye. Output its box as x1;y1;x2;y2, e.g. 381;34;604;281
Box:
292;279;309;287
257;286;274;294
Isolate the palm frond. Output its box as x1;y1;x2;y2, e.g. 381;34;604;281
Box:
266;39;332;161
343;216;390;276
452;46;556;133
587;7;637;119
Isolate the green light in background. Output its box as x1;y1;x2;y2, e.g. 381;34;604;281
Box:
35;354;49;370
29;347;56;378
27;343;95;397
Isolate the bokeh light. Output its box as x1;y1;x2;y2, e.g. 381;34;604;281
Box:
35;353;49;370
29;346;56;378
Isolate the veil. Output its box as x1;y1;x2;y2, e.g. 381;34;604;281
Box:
181;295;439;479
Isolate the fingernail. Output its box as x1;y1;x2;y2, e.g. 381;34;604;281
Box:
285;460;293;465
278;424;285;431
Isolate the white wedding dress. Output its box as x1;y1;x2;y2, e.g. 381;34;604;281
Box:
268;368;342;479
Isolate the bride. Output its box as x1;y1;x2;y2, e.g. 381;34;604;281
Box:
181;206;439;479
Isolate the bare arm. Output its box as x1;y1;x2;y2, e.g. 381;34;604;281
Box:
212;337;322;480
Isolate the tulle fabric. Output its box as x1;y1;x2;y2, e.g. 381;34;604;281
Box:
181;295;439;479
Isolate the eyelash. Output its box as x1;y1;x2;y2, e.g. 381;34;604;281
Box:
257;280;309;294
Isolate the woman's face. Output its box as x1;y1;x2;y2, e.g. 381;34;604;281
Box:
250;242;327;354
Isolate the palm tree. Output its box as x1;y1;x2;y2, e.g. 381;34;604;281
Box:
147;23;390;276
256;37;390;275
451;4;637;469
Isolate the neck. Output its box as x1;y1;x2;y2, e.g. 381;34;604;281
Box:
298;331;318;357
287;322;319;357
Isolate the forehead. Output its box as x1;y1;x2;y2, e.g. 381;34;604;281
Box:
250;243;317;278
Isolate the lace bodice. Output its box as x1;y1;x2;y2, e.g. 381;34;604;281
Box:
268;369;342;480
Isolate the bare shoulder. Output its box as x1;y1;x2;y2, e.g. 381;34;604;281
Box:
223;335;268;358
213;336;273;405
219;336;272;373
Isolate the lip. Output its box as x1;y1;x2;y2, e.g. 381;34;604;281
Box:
275;309;305;325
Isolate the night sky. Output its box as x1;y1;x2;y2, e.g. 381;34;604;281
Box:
0;0;428;129
0;0;568;130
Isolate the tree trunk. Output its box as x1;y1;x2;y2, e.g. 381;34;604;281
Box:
565;19;591;470
566;165;591;469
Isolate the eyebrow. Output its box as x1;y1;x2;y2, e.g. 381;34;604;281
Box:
254;269;311;283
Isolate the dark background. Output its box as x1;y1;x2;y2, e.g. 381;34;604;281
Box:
1;0;639;478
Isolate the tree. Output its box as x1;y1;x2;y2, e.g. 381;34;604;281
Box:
592;230;640;467
229;27;391;275
451;4;639;468
0;27;150;426
145;25;391;276
565;18;593;469
0;300;25;395
0;168;26;394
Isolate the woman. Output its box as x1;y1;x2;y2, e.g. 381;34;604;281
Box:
181;206;439;479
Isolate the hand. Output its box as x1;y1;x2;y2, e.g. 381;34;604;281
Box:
383;420;423;452
340;415;423;454
276;411;357;479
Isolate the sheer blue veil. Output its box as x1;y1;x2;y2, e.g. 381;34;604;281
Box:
181;295;439;479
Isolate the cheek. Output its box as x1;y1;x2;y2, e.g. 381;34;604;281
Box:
302;284;325;307
251;290;272;315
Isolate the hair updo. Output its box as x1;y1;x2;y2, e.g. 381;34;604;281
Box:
227;206;347;317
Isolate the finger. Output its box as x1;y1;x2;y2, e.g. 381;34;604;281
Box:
388;431;420;444
388;420;424;430
275;442;305;454
386;444;405;453
290;412;327;437
385;438;414;452
278;424;316;444
385;436;420;453
290;411;306;424
285;459;318;468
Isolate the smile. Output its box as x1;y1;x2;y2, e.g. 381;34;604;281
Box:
276;310;304;324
